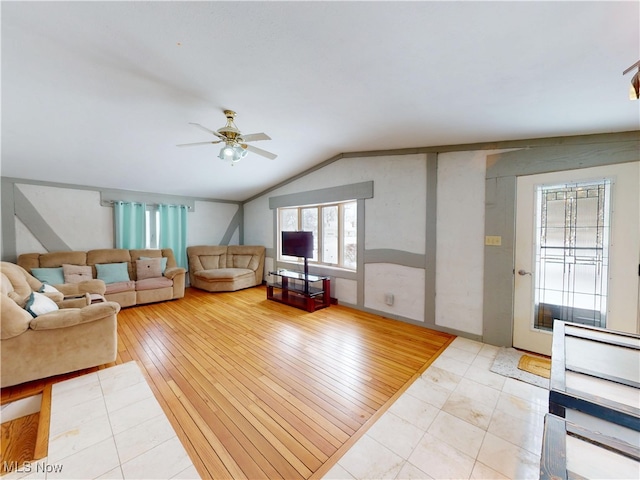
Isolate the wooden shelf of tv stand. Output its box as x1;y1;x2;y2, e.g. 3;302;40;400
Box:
267;270;330;313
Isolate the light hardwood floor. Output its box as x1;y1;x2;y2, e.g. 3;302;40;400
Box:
1;286;454;479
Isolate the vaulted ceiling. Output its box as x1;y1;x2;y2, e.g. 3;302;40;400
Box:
2;1;639;201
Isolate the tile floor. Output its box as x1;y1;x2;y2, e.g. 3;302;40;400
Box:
324;337;548;480
3;362;199;480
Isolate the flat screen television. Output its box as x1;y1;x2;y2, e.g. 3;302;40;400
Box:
282;231;313;281
281;231;313;258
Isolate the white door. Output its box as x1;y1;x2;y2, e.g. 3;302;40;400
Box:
514;162;640;355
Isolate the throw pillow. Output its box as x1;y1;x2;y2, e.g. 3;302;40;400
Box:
136;258;162;280
31;267;65;285
24;292;59;318
39;284;61;294
62;264;93;284
95;262;130;284
140;256;168;273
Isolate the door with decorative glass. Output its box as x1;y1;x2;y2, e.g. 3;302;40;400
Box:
513;162;640;355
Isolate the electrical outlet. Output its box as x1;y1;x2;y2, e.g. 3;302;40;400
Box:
485;235;502;246
385;293;394;306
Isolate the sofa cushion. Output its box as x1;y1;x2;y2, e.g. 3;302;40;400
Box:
136;258;162;280
139;256;168;273
63;264;93;284
200;255;222;270
31;267;65;285
25;292;59;318
230;254;253;269
104;280;136;294
96;262;130;284
39;251;87;268
195;268;254;282
135;277;173;291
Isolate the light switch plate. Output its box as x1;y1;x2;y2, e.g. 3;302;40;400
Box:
485;235;502;246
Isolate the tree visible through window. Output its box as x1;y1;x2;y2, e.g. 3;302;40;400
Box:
278;200;357;270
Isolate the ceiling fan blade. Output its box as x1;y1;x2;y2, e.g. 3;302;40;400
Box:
177;140;222;147
241;132;271;142
244;144;277;160
188;122;226;140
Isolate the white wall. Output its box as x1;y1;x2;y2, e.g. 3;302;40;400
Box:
189;201;240;246
435;151;488;335
16;184;113;254
9;182;241;259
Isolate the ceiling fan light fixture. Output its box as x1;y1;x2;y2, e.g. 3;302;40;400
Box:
218;143;248;163
623;60;640;100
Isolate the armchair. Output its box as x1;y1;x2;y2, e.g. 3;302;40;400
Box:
1;262;120;388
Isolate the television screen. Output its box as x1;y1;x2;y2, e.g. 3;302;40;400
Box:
282;231;313;258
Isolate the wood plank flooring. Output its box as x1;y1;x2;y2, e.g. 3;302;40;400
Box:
1;286;454;479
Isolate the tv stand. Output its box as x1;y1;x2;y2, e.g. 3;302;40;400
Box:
267;269;330;312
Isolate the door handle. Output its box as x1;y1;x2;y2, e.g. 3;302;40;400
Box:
517;269;532;276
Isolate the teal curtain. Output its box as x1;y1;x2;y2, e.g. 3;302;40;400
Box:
114;201;147;249
158;204;188;268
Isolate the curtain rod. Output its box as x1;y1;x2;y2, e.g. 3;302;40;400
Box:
102;200;192;210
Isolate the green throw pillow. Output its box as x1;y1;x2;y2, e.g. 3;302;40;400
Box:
31;267;65;285
96;262;130;284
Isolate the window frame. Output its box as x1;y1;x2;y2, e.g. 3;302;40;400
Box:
278;199;357;271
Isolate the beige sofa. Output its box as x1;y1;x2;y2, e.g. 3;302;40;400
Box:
1;262;120;388
187;245;265;292
18;248;186;308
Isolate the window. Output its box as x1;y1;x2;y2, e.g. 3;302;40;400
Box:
533;180;611;330
145;207;160;249
278;200;357;270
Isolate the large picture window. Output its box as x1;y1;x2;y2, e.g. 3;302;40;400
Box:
278;200;357;270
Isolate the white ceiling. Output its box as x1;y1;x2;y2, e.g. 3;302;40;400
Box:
2;1;639;202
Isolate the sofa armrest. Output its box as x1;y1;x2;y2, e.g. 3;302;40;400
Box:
29;302;120;331
54;279;106;296
164;267;186;280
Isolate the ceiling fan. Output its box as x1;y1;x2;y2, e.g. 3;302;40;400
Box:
178;110;277;163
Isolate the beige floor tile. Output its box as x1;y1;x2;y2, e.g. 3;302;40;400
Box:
488;409;544;455
103;378;155;414
49;396;108;437
395;461;434;479
464;365;506;391
477;432;540;480
388;390;440;431
121;436;194;480
170;465;201;479
442;391;495;430
98;361;145;395
47;413;113;463
367;411;426;459
114;414;178;464
431;355;471;377
421;365;462;391
46;438;120;480
451;337;484;354
337;435;405;480
108;394;165;435
428;411;486;458
477;344;500;359
323;462;356;479
96;466;125;479
408;432;475;480
454;378;501;409
470;461;508;479
405;376;452;409
440;346;479;365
